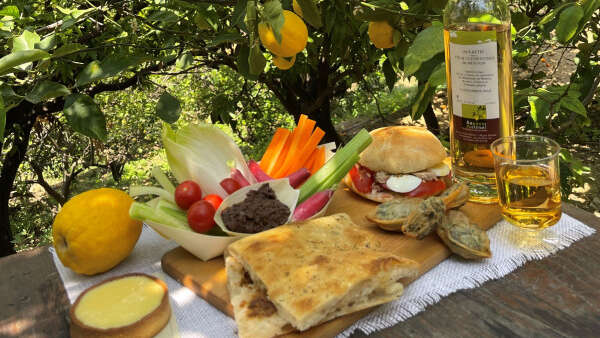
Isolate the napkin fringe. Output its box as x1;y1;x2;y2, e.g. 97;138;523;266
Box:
339;218;596;338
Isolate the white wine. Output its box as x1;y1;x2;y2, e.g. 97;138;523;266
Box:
443;0;515;204
497;164;561;229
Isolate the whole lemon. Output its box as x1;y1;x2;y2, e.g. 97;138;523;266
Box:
52;188;142;275
368;21;396;49
272;54;296;70
258;10;308;57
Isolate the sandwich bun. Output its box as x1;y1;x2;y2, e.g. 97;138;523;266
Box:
358;126;446;174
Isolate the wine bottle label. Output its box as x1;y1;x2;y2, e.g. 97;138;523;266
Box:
449;30;499;144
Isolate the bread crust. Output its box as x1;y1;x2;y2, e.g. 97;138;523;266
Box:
358;126;446;174
70;273;171;338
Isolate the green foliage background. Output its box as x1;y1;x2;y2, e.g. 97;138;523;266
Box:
0;0;598;252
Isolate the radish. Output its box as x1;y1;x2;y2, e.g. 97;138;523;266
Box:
230;168;250;187
248;160;273;182
287;167;311;188
293;190;334;221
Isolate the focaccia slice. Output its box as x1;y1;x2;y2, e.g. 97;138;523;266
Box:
226;255;295;338
226;213;419;332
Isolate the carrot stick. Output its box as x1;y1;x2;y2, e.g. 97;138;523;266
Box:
260;128;290;174
288;127;325;175
309;146;326;173
273;115;314;177
268;128;295;176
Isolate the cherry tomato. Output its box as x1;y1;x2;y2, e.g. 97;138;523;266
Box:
174;180;203;210
203;194;223;210
403;179;446;198
220;178;241;194
349;165;374;194
187;200;216;233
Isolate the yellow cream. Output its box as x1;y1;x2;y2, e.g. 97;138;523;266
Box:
74;276;165;329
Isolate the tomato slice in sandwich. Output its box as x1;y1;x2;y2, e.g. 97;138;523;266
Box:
349;165;374;194
403;179;446;198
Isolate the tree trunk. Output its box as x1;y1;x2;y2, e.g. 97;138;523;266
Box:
307;100;342;145
0;105;36;257
423;105;440;135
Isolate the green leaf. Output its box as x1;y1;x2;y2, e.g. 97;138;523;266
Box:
263;0;285;43
249;45;266;75
428;63;446;87
404;21;444;75
560;96;587;117
0;5;19;18
53;43;86;57
12;30;40;52
411;82;436;120
576;0;600;36
528;96;550;128
176;52;194;70
232;0;248;26
206;31;243;47
382;58;396;92
25;81;71;104
296;0;322;28
147;10;180;23
555;4;584;44
236;45;258;80
156;92;181;123
539;2;572;25
35;34;58;51
63;94;107;141
194;13;212;30
75;56;149;87
0;50;50;75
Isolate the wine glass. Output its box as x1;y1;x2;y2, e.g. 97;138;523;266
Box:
491;135;561;249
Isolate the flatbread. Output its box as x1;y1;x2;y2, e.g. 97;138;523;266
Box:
226;256;295;338
226;213;419;334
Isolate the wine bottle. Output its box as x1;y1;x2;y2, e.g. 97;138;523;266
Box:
443;0;515;204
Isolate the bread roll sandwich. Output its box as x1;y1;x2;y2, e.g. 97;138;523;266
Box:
344;126;451;203
225;213;419;338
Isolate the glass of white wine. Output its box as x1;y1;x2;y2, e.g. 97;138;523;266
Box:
491;135;561;249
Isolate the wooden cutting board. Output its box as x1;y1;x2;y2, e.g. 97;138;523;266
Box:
161;185;502;337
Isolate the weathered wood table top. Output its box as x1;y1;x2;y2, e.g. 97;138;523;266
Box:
1;203;599;337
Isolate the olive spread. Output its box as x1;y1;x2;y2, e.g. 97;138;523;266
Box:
221;184;290;233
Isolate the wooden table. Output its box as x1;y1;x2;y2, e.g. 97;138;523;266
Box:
1;204;599;337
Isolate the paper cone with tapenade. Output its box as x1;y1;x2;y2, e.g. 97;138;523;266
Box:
214;179;298;237
225;213;419;338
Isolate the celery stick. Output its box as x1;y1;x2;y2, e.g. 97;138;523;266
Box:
152;166;175;194
317;153;360;192
156;205;191;231
129;186;175;204
298;129;372;203
157;198;181;211
129;201;189;230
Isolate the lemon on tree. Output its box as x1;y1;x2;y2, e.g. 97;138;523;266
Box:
293;0;303;17
272;54;296;70
52;188;142;275
258;10;308;58
368;21;397;49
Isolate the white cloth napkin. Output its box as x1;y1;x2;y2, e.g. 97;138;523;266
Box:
50;213;595;338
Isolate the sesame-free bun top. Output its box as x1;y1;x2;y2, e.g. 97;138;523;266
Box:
358;126;446;174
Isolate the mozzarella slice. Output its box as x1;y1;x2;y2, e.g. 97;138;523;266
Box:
386;175;422;193
430;162;451;177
